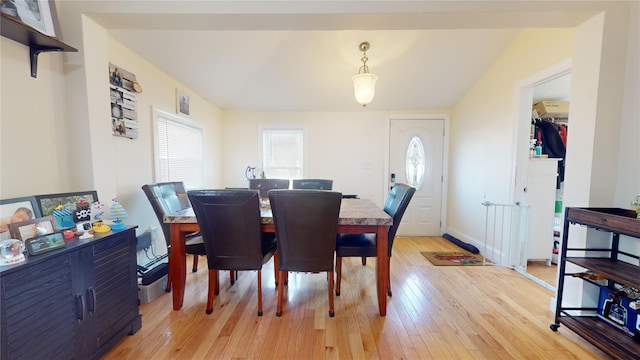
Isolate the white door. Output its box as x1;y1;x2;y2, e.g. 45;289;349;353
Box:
389;119;444;236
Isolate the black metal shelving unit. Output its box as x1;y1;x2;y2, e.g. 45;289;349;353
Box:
551;207;640;360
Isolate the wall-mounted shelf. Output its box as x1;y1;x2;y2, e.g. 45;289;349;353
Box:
1;14;77;78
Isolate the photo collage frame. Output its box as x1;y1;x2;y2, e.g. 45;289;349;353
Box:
110;63;139;139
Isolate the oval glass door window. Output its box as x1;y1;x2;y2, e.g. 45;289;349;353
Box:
405;136;425;190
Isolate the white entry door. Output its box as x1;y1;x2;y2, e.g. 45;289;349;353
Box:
389;118;444;236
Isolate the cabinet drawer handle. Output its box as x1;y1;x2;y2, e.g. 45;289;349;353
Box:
88;287;96;314
76;294;86;321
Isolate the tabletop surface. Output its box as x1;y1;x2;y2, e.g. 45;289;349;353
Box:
164;198;392;226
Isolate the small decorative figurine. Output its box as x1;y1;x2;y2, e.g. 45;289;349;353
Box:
75;198;91;222
109;198;128;231
90;201;111;233
0;239;25;266
53;205;75;229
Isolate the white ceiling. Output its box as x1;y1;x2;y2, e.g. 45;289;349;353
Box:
79;1;603;111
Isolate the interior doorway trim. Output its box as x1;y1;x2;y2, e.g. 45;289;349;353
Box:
510;58;572;206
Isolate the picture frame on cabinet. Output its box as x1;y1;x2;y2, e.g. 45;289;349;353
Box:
35;191;98;222
0;196;41;241
8;215;57;241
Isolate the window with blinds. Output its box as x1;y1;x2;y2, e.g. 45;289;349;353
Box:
262;128;303;179
153;108;204;189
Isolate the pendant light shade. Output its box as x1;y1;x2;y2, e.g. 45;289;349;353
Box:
352;73;378;106
352;42;378;107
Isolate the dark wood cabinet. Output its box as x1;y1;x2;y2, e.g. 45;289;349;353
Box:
551;207;640;360
0;227;141;359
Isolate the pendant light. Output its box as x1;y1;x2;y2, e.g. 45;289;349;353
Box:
352;42;378;107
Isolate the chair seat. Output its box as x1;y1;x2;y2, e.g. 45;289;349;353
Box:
335;233;377;257
185;234;206;254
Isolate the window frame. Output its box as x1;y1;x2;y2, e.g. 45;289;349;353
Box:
259;125;306;180
152;107;204;190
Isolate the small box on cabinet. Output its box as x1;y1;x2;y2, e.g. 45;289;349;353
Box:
138;274;167;303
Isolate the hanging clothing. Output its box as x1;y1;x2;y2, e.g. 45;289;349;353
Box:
534;120;566;188
558;125;568;146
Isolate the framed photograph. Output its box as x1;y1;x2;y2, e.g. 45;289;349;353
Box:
35;191;98;223
177;90;190;116
1;196;41;241
8;215;57;241
1;0;58;38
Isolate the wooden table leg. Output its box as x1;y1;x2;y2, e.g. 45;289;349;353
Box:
376;225;388;316
170;224;187;310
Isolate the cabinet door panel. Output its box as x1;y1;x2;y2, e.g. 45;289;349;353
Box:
92;231;138;349
1;255;76;360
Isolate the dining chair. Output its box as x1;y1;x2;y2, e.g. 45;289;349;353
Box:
187;189;278;316
335;183;415;297
269;189;342;317
142;182;207;292
249;178;290;198
291;179;333;190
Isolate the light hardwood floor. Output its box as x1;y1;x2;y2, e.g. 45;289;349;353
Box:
527;261;558;288
104;237;607;359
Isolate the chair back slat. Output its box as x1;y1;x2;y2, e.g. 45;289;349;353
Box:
188;190;266;270
142;182;191;245
249;179;291;198
384;183;416;254
269;190;342;272
291;179;333;190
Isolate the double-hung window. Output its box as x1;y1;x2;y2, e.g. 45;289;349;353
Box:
153;108;204;189
261;128;304;179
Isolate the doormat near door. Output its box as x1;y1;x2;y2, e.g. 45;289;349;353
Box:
421;251;484;266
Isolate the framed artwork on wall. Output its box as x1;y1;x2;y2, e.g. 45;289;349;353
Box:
109;63;139;139
177;90;190;116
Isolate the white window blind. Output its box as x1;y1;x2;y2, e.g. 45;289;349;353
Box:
262;128;303;179
153;109;204;189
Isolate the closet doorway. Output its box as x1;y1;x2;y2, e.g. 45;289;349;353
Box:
513;61;571;290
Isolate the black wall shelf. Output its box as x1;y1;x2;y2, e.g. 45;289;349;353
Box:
1;14;77;78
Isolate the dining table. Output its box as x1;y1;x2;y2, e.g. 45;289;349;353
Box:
163;197;393;316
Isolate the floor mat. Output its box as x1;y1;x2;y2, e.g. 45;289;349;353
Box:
421;251;485;266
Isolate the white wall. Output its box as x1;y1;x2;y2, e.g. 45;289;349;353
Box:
0;37;69;198
615;1;640;205
106;37;224;260
446;28;575;247
222;110;388;206
1;10;225;262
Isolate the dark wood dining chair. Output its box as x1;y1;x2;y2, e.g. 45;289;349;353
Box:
142;182;207;291
269;189;342;317
187;189;278;316
291;179;333;190
335;183;415;297
249;179;290;198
